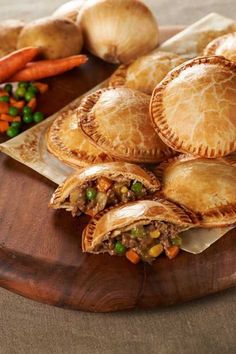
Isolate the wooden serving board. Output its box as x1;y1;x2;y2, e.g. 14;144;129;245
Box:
0;26;236;312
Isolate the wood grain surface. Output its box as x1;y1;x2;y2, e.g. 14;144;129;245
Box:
0;26;235;312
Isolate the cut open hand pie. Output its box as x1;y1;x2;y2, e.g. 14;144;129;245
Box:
109;51;184;95
82;199;198;263
50;162;160;216
150;56;236;158
204;32;236;62
79;87;174;163
155;155;236;227
46;107;114;168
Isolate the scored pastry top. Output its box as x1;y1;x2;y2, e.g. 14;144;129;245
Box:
150;56;236;158
109;51;184;95
78;87;174;163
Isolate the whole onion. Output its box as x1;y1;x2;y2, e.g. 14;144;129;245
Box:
77;0;159;64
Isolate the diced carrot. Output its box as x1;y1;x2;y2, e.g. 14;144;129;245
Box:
125;250;141;264
97;177;113;192
0;120;9;132
13;116;21;122
27;97;37;111
86;209;96;217
0;90;9;97
0;114;14;122
165;246;180;259
10;98;25;110
34;82;49;94
0;102;9;114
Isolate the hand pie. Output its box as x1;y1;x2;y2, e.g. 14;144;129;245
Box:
79;87;174;163
155;155;236;227
50;162;160;216
204;32;236;62
46;107;114;168
109;51;184;95
150;56;236;158
82;199;197;263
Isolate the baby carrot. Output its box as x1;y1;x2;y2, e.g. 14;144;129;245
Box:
9;55;88;82
126;250;141;264
0;47;39;83
0;121;9;132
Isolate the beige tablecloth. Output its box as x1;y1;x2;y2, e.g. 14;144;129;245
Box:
0;1;236;354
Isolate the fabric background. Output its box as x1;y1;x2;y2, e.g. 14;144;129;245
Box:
0;1;236;353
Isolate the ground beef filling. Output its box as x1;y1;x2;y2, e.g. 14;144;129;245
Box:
68;177;148;216
98;221;182;263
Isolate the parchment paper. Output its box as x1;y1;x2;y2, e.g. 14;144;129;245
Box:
0;13;235;254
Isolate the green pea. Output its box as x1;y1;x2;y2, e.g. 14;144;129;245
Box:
9;106;19;117
18;82;29;89
0;96;10;102
131;181;143;194
115;241;126;254
4;83;13;93
6;126;20;138
33;112;44;123
23;114;33;124
27;84;38;95
11;121;22;129
25;90;36;102
171;236;182;246
86;187;97;201
15;87;26;98
22;106;32;115
131;226;145;238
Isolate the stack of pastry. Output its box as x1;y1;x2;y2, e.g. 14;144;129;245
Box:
46;35;236;264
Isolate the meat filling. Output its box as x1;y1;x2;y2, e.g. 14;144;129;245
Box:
96;221;182;263
68;176;149;216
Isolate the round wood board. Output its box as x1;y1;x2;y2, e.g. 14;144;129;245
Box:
0;26;235;313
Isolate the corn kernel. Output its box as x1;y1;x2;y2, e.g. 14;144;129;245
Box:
121;186;128;194
148;244;163;258
150;230;161;238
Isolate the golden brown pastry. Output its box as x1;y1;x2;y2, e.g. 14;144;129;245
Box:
46;106;114;168
82;199;198;263
204;32;236;62
79;87;174;163
109;51;185;95
155;155;236;227
150;56;236;158
50;162;160;216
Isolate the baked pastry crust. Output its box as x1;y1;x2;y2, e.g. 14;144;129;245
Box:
155;154;236;227
82;199;196;252
204;32;236;62
50;161;160;209
150;56;236;158
109;51;184;95
46;106;114;168
79;87;174;163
